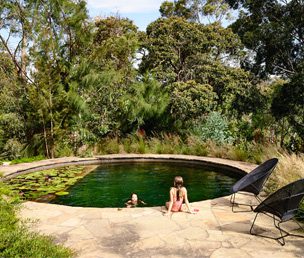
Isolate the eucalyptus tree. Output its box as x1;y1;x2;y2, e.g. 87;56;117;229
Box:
160;0;233;24
226;0;304;149
140;17;253;117
0;0;31;81
0;53;25;159
0;0;31;157
74;16;142;137
160;0;193;20
0;0;91;158
29;0;91;157
226;0;304;78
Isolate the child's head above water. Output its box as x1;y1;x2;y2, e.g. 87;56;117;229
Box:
130;193;138;203
125;192;146;207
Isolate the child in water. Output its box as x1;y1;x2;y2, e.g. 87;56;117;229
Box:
164;176;197;216
125;193;146;208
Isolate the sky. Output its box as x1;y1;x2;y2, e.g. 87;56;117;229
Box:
86;0;164;31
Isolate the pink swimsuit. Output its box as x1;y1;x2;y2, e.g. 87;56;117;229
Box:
171;195;184;212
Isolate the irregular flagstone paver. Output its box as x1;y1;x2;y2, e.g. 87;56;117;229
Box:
187;239;222;256
1;155;302;257
133;235;166;250
210;248;251;258
19;196;304;258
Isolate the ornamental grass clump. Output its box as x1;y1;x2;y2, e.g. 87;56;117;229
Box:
265;152;304;193
264;151;304;220
97;137;120;154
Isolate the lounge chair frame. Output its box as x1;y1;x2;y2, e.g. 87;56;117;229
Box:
230;192;262;212
249;179;304;245
230;158;278;212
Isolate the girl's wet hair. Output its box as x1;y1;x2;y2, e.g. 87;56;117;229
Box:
130;192;137;198
174;176;184;200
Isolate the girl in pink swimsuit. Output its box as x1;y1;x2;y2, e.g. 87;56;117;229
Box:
165;176;194;216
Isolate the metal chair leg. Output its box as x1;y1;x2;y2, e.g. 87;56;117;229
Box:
231;192;256;213
250;212;304;246
250;212;259;235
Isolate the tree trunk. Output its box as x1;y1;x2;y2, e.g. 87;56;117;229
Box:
21;32;27;81
50;95;55;159
42;117;50;159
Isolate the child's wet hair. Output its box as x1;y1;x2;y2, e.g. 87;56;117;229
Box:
174;176;184;200
174;176;183;188
130;192;138;198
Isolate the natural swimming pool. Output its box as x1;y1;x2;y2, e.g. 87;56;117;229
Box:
51;162;242;208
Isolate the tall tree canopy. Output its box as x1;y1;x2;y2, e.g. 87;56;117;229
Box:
1;0;302;157
160;0;233;23
0;53;25;159
75;16;140;137
0;0;91;158
140;17;254;116
226;0;304;78
140;17;243;83
227;0;304;148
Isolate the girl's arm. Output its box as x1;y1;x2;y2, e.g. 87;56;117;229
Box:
165;188;174;216
183;188;193;213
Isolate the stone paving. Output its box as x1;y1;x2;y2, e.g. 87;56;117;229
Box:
20;196;304;258
1;155;304;257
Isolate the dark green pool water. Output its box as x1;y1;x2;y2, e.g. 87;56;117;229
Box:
51;162;241;208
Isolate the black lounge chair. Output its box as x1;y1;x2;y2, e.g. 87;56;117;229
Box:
250;178;304;245
230;158;278;212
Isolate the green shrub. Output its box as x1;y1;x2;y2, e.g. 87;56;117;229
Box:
161;134;182;154
10;155;45;165
77;145;94;157
122;137;132;153
195;112;234;145
0;183;72;257
55;143;74;157
3;138;23;160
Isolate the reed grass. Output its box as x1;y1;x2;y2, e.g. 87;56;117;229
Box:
263;151;304;218
95;135;303;201
265;152;304;192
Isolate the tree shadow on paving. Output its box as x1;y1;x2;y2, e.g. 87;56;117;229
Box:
100;224;209;258
286;239;304;256
219;222;304;256
217;221;253;234
210;197;232;208
128;246;210;258
99;224;140;251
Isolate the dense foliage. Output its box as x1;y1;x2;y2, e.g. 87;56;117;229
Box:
0;183;72;257
0;0;303;160
226;0;304;151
